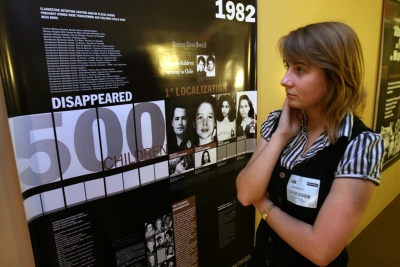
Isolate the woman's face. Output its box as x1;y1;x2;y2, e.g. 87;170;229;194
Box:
195;102;215;142
147;240;155;250
221;100;230;117
280;60;328;112
155;219;162;229
146;223;153;233
164;216;171;226
203;152;209;163
239;99;250;119
149;255;155;266
198;60;205;72
208;60;214;71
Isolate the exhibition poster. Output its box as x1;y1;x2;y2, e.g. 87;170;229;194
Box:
375;0;400;170
0;0;257;266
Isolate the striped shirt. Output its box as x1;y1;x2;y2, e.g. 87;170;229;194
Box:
260;110;384;185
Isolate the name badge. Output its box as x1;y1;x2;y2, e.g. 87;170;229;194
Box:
287;174;320;208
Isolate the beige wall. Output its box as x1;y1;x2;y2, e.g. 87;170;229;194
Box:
0;1;399;266
0;88;35;266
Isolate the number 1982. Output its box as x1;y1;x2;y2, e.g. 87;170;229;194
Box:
215;0;256;23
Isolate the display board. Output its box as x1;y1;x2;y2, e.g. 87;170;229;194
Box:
0;0;257;266
375;0;400;170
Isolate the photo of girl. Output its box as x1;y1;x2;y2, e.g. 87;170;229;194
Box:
206;55;215;77
192;95;217;147
216;94;236;142
195;148;216;168
236;93;257;139
201;150;211;165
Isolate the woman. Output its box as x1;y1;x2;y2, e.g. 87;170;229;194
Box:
201;150;211;165
146;238;155;253
236;94;256;138
154;218;163;234
236;22;384;266
216;94;236;141
166;245;175;259
145;222;155;238
148;254;156;267
206;55;215;77
163;214;172;230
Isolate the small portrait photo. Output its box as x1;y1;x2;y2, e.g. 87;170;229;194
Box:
192;94;217;147
164;229;174;245
145;222;155;238
154;217;164;235
216;93;236;142
169;154;194;176
236;91;257;139
206;55;215;77
165;244;175;260
146;237;156;254
166;99;194;154
148;253;157;267
156;233;165;248
163;213;173;230
195;148;216;168
197;55;207;79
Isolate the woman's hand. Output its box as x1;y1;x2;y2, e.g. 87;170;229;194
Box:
236;99;300;206
275;98;302;141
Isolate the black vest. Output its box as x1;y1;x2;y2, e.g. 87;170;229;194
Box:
251;117;371;267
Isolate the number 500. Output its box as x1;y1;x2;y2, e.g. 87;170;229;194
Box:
9;101;166;192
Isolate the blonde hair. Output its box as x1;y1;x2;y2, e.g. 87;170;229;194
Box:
278;22;366;143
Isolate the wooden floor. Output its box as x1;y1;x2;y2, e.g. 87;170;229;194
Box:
347;194;400;267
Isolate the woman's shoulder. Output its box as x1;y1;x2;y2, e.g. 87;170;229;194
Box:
337;130;384;185
260;110;281;141
268;109;281;120
350;130;384;147
350;115;383;143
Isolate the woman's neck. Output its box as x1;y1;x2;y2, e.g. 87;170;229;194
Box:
199;136;212;145
304;109;324;131
303;111;326;154
242;116;251;124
